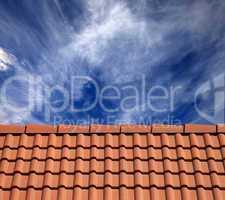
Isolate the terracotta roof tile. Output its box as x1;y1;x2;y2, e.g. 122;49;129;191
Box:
58;125;89;133
218;124;225;133
152;124;183;133
121;125;150;133
26;124;57;134
0;124;225;199
185;124;216;133
91;124;120;133
0;125;25;134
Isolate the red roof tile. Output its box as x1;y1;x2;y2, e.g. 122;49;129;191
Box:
26;124;57;134
0;124;225;199
58;125;89;133
0;125;25;134
218;124;225;133
185;124;216;133
152;124;183;133
91;124;120;133
121;125;150;133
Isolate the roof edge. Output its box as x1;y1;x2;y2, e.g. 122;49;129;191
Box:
0;124;224;134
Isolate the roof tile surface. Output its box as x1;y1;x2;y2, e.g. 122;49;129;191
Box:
0;124;225;199
26;124;57;134
185;124;216;133
0;125;25;134
58;125;89;133
152;124;183;133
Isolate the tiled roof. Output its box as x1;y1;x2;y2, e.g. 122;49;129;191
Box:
0;124;225;199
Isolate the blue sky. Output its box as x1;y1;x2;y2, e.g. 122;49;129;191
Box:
0;0;225;125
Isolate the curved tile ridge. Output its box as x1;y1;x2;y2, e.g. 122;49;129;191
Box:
0;168;224;176
0;124;223;134
0;184;225;190
1;144;225;150
1;155;225;162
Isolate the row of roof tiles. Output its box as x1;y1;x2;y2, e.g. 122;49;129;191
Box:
1;124;225;199
1;160;224;174
1;188;220;200
1;124;225;134
1;146;224;161
1;133;225;148
0;172;224;189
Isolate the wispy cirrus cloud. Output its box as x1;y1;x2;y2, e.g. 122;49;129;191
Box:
0;48;16;71
0;0;225;124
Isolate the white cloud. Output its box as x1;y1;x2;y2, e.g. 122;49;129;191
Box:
0;48;15;71
63;1;146;64
0;0;225;124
